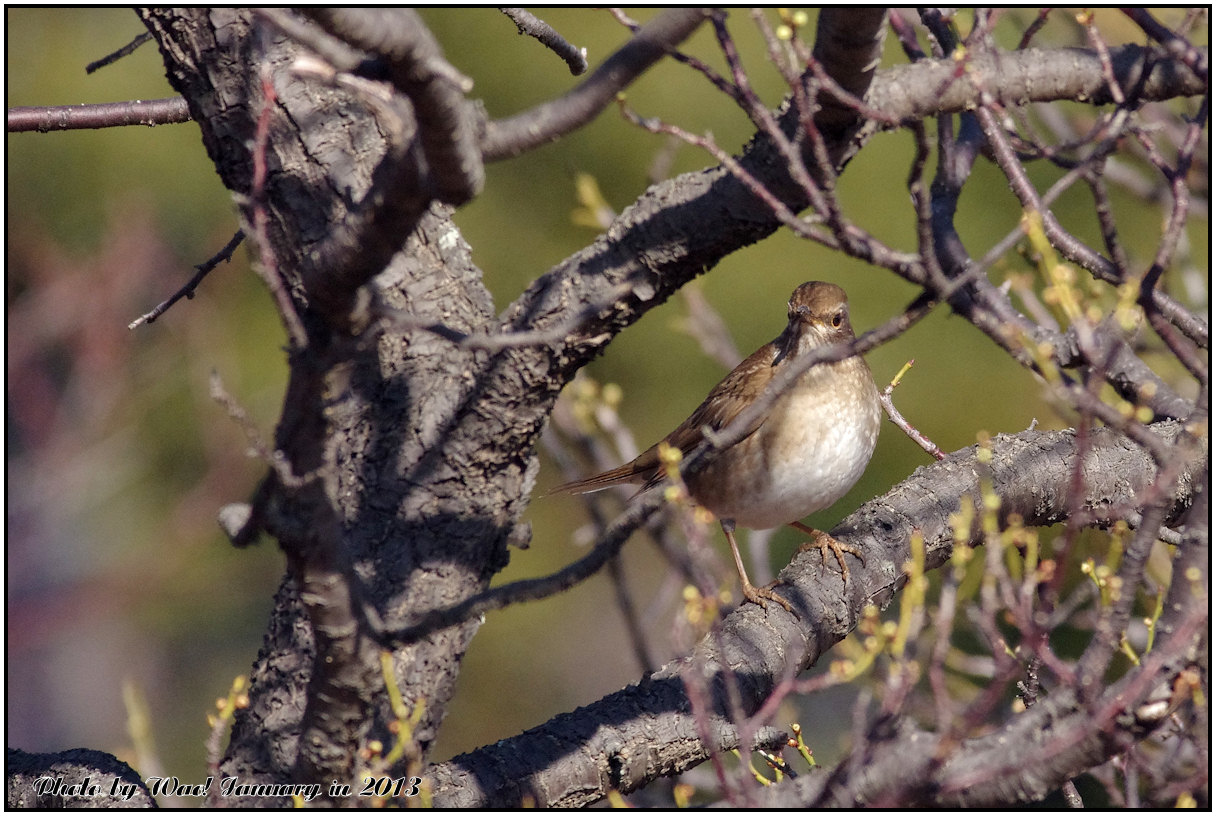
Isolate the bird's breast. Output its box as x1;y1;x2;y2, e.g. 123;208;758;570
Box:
687;361;880;530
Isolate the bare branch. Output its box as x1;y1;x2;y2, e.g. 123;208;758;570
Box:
129;230;245;329
85;30;153;74
868;43;1208;121
759;607;1205;807
1122;8;1209;83
6;97;191;132
429;421;1202;807
499;7;588;75
810;7;889;133
482;8;711;159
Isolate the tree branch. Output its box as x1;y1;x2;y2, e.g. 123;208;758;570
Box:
429;421;1203;807
759;607;1205;807
6;97;191;132
6;748;154;809
305;8;483;206
481;8;712;159
128;230;244;329
499;8;588;76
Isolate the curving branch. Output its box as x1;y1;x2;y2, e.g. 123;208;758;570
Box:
428;421;1203;807
304;8;483;206
481;8;712;159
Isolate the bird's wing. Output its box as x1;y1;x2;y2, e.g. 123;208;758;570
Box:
550;342;780;496
661;341;777;457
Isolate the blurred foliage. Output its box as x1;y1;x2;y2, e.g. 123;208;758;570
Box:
7;7;288;781
6;7;1205;787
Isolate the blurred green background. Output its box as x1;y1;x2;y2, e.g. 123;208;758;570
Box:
7;7;1205;788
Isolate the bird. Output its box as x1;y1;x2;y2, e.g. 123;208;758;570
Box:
551;281;882;613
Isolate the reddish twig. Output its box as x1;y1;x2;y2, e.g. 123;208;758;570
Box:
248;64;308;350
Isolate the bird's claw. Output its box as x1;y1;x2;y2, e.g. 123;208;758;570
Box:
794;526;864;588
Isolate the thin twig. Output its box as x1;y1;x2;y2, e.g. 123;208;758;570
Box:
878;360;945;460
209;372;313;490
85;30;153;74
1131;97;1210;384
1121;8;1209;83
618;103;831;246
678;285;741;369
1015;8;1053;50
248;62;309;350
975;100;1205;349
381;484;668;644
129;230;245;329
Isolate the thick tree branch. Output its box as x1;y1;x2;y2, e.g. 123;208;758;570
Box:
428;421;1203;807
6;748;155;809
759;477;1209;807
810;7;889;134
869;43;1207;121
305;8;483;206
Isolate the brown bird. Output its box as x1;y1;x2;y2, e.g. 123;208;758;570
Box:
552;281;881;612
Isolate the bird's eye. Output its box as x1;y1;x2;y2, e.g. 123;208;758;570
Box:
831;311;844;328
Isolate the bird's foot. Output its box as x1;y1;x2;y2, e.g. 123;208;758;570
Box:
740;578;795;614
791;522;864;587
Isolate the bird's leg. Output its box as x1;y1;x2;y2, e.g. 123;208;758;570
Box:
720;519;794;613
790;520;864;587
